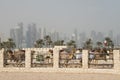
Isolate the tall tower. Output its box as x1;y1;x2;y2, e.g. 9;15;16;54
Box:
74;29;78;47
11;27;20;48
50;30;59;42
90;30;96;47
26;23;37;48
43;27;46;39
37;27;42;40
97;32;104;42
10;22;24;48
108;30;113;40
17;22;24;48
10;29;15;42
79;32;87;48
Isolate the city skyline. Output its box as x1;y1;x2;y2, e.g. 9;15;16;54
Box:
8;22;120;48
1;22;119;38
0;0;120;38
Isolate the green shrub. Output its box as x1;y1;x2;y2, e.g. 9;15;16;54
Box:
36;54;44;61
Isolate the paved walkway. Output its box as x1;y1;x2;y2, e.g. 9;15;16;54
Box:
0;72;120;80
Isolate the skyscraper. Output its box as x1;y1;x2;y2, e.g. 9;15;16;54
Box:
36;27;42;40
17;22;24;48
71;29;78;47
49;30;59;42
10;27;20;48
26;23;37;48
79;32;87;48
108;30;113;40
10;22;24;48
96;32;104;42
90;30;97;47
43;27;46;39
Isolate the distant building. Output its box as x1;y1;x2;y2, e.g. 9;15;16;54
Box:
96;32;104;42
36;27;42;40
10;22;24;48
90;30;97;47
108;30;113;40
79;32;87;48
50;30;59;42
114;34;120;48
26;23;37;48
43;27;46;39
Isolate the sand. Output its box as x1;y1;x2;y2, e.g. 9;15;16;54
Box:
0;72;120;80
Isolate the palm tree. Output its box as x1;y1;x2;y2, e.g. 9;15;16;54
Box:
35;39;44;48
54;40;64;46
96;41;103;48
67;40;76;48
1;38;16;50
7;38;16;49
44;35;52;47
84;38;93;49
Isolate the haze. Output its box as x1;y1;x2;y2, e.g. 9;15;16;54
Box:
0;0;120;37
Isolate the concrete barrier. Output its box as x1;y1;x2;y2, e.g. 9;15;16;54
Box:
0;48;120;74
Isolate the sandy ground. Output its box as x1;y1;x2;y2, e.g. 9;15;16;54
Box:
0;72;120;80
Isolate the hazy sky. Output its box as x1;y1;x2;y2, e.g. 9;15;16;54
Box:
0;0;120;37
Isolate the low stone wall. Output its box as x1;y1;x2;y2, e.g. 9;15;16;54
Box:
0;48;120;74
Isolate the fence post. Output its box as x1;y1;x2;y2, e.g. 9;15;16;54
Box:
0;49;4;68
82;50;88;69
113;50;120;70
53;48;59;68
25;50;31;68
